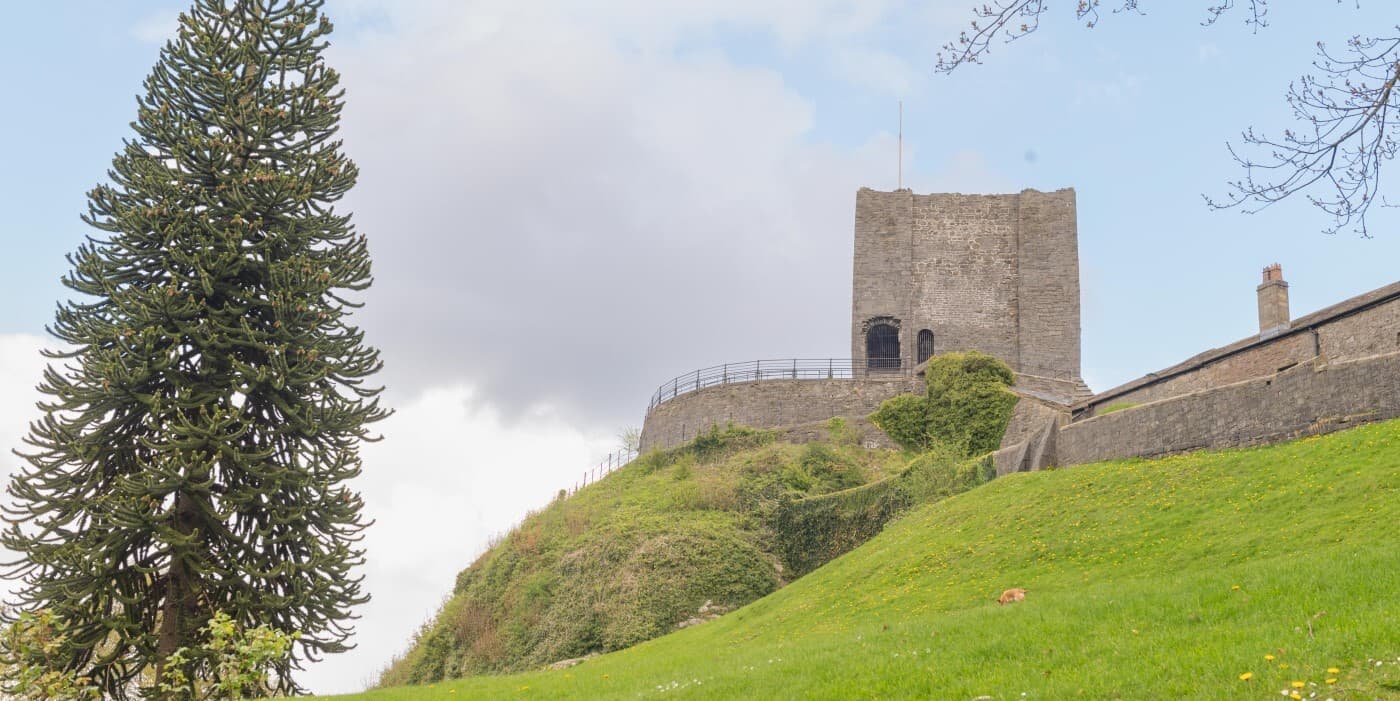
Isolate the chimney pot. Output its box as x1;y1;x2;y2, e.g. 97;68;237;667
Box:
1257;264;1290;337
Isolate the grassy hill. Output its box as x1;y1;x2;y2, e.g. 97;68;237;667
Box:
376;423;917;685
334;418;1400;700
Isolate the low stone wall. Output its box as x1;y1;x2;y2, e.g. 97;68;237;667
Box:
1058;351;1400;466
772;417;900;450
639;377;921;452
1001;394;1066;448
994;394;1067;476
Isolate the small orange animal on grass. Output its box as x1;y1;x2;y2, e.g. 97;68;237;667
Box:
997;588;1026;605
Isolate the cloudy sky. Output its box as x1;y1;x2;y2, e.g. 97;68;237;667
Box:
1;1;1398;694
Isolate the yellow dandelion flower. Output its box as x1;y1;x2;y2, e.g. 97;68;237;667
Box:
1231;585;1241;590
1265;654;1276;661
1239;672;1254;681
1326;678;1337;684
1289;693;1301;700
1279;662;1290;669
1327;667;1340;674
1291;680;1305;688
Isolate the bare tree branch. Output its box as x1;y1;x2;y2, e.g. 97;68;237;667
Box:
1206;36;1400;237
935;1;1399;237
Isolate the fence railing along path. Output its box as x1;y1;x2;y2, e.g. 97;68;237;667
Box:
567;447;638;496
647;358;908;412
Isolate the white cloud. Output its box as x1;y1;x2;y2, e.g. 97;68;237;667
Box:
831;46;919;97
0;334;49;605
305;385;614;693
0;334;46;478
324;0;908;427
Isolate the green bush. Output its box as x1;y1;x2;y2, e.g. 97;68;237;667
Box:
379;426;895;688
924;352;1019;456
869;393;934;451
825;417;861;446
773;447;995;577
869;352;1019;457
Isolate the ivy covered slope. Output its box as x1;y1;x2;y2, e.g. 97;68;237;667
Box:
378;426;908;685
340;418;1400;700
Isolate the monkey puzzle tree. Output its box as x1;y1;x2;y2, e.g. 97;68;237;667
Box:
2;0;386;696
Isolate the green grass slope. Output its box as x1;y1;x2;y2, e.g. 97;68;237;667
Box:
336;418;1400;700
377;425;908;685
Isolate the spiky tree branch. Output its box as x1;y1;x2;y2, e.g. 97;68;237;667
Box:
2;1;387;697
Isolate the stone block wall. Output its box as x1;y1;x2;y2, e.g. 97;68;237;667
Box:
638;376;921;452
907;192;1020;367
851;189;915;364
1015;189;1081;379
1057;352;1400;466
1082;282;1400;413
850;188;1083;387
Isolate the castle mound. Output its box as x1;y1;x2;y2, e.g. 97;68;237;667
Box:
343;418;1400;699
376;426;911;685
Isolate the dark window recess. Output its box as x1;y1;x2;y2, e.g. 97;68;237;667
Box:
867;324;900;371
917;329;935;364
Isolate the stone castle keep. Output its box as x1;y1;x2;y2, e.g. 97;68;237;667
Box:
850;188;1089;404
638;187;1400;468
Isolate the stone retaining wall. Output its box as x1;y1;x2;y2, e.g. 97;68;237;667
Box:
639;377;921;452
1082;283;1399;414
1057;352;1400;466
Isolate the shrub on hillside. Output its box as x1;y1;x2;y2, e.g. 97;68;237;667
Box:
869;394;934;451
869;352;1018;456
773;446;994;577
923;352;1019;456
378;428;896;688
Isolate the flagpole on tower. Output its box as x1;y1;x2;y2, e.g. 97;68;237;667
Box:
898;100;903;190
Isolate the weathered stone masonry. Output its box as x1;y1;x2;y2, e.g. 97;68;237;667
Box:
638;377;920;453
641;186;1092;453
994;274;1400;474
1056;352;1400;465
851;188;1086;391
1080;280;1400;414
640;185;1399;467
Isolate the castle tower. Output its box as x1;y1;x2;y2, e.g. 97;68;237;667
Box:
850;187;1086;400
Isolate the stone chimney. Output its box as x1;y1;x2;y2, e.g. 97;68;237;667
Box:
1257;263;1290;337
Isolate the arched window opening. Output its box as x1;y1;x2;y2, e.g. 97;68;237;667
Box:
866;324;900;371
917;329;935;364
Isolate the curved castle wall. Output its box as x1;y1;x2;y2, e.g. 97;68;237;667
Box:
639;377;920;452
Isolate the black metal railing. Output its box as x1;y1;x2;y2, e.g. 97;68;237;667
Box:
567;447;638;496
647;358;906;411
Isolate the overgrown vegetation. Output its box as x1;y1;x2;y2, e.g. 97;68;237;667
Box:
773;446;993;577
330;418;1400;700
0;611;295;701
377;425;908;686
869;351;1019;454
